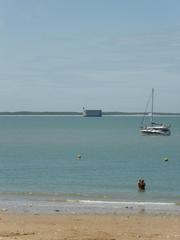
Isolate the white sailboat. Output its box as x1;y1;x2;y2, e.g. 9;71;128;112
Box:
140;88;171;136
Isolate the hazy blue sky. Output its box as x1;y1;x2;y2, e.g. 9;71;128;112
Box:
0;0;180;112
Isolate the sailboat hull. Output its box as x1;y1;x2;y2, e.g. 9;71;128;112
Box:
140;127;171;136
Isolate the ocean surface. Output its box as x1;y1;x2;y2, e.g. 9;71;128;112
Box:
0;115;179;214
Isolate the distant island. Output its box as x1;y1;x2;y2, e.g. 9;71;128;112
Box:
0;111;179;116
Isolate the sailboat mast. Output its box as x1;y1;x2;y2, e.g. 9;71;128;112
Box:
151;88;154;123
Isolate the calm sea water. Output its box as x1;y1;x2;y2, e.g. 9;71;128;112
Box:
0;116;179;213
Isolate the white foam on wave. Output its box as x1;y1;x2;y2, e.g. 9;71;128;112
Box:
78;200;174;206
0;198;179;214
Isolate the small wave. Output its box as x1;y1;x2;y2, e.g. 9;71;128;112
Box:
0;197;179;214
78;200;175;206
0;192;176;206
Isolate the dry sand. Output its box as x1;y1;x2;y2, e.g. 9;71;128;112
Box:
0;213;180;240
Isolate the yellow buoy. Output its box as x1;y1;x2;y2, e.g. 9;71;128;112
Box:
76;154;82;160
163;157;168;162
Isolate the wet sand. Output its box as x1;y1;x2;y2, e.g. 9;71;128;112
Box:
0;213;180;240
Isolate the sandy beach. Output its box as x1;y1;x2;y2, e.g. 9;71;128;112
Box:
0;213;179;240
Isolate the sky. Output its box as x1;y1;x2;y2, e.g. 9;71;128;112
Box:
0;0;180;112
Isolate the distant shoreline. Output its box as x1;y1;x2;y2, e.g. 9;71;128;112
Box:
0;111;179;116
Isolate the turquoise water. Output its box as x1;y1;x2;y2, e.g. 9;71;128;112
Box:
0;116;179;213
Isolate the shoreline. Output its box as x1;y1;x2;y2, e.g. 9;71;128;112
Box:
0;197;180;215
0;212;180;240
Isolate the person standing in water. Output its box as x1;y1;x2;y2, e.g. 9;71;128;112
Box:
138;179;146;191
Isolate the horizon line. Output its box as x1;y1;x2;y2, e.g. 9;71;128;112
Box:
0;111;179;116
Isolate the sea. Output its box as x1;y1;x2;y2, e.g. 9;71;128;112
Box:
0;115;179;214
